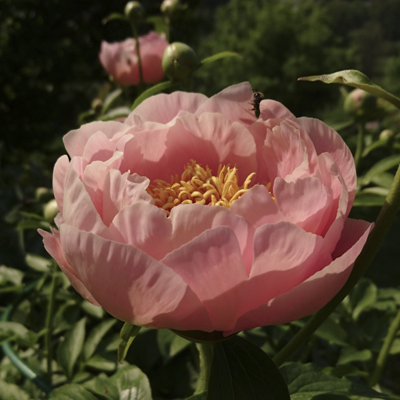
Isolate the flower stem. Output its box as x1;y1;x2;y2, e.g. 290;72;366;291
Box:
369;308;400;386
45;270;58;384
354;123;365;169
194;342;214;394
274;162;400;367
131;23;144;88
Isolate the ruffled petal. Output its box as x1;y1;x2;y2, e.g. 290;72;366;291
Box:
60;224;212;330
53;155;70;215
161;226;248;332
259;100;296;121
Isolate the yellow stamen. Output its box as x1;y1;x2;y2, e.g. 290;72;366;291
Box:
147;160;273;216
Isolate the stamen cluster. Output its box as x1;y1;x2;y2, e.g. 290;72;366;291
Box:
146;160;262;216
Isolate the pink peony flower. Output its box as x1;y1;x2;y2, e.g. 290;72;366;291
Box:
39;82;372;336
99;31;168;86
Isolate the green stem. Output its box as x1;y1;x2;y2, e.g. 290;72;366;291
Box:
165;16;170;42
274;162;400;367
131;23;144;88
369;308;400;386
354;123;365;169
194;342;214;394
45;271;58;384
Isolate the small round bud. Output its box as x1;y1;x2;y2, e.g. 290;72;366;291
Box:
379;129;394;143
344;88;383;122
124;1;144;23
162;42;199;84
35;187;54;203
43;199;59;224
161;0;181;16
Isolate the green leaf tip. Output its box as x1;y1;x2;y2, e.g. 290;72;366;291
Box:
117;323;141;363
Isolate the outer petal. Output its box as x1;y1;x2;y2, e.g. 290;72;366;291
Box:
195;82;256;126
60;224;213;330
161;226;248;332
82;131;115;167
63;121;128;158
125;91;208;125
231;219;373;333
259;100;296;121
53;155;70;215
296;117;356;212
38;228;100;306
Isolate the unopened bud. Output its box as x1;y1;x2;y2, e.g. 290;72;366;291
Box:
344;88;382;122
43;199;59;224
161;0;183;17
379;129;394;143
162;42;199;84
124;1;144;23
35;187;54;203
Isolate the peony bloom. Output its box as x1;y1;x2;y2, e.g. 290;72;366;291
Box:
39;83;372;336
99;31;168;86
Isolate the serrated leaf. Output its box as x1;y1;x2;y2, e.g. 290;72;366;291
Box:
207;335;290;400
360;154;400;186
298;70;400;110
118;322;141;362
50;384;98;400
353;191;386;206
102;89;123;114
200;51;244;66
25;253;52;272
57;317;86;379
280;362;388;399
0;265;24;285
83;319;117;361
0;380;30;400
102;13;128;25
131;81;177;110
109;365;152;400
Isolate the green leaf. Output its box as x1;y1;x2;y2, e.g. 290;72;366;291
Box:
0;381;30;400
350;278;377;320
323;364;369;378
280;362;389;399
187;393;208;400
80;300;105;319
371;172;395;189
0;265;24;285
25;253;52;272
99;106;131;121
83;319;117;361
102;13;128;25
108;365;152;400
207;335;290;400
360;154;400;186
50;384;99;400
157;329;190;361
0;321;37;346
131;81;177;110
298;69;400;110
118;322;141;362
57;317;86;379
83;376;119;400
362;139;389;157
102;89;123;114
85;354;117;371
389;337;400;355
353;191;387;207
337;347;372;365
200;51;244;66
146;16;168;35
16;219;50;230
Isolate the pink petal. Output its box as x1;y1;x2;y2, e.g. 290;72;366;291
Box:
82;131;115;167
161;226;248;332
244;221;332;313
38;228;100;306
297;117;356;212
259;100;296;121
110;203;253;270
231;218;372;333
60;224;212;330
53;155;70;215
263;120;309;183
273;176;332;235
195;82;256;126
63;121;128;158
102;170;153;227
63;164;113;240
125;91;208;125
229;185;280;230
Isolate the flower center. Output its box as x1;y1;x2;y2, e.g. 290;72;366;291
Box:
147;160;272;216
